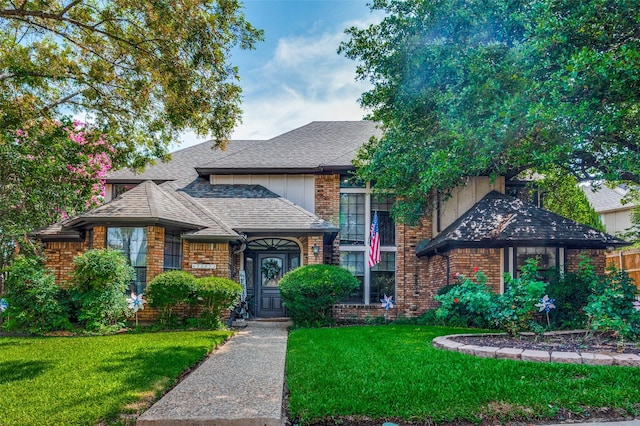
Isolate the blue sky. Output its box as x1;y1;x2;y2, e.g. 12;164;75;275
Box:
177;0;383;148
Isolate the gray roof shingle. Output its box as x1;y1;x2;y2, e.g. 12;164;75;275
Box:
106;121;381;181
581;183;635;213
416;191;628;257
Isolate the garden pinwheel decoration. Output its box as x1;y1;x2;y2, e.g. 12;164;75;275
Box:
380;295;394;323
535;295;556;327
126;292;146;326
634;296;640;312
0;298;7;313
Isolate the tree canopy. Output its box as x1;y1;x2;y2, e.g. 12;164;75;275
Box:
340;0;640;223
1;0;263;166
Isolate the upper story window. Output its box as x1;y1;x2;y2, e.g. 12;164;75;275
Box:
107;227;147;294
339;177;397;305
112;183;138;199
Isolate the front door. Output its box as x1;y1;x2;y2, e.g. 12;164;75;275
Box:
257;253;287;317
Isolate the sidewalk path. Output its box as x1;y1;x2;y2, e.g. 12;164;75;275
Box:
137;320;290;426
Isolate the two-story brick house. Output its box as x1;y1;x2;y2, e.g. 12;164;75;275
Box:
35;121;627;321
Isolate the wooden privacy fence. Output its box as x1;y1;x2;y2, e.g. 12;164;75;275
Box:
605;248;640;289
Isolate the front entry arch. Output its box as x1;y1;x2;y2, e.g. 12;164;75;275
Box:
246;238;301;318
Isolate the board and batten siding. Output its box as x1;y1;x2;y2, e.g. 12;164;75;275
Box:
210;174;316;212
433;176;506;236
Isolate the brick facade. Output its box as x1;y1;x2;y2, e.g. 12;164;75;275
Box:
183;241;232;279
43;239;88;287
314;174;340;264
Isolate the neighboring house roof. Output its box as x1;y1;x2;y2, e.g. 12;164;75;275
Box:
581;183;635;214
416;191;628;257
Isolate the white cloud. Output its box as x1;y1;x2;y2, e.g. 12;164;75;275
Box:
176;11;383;149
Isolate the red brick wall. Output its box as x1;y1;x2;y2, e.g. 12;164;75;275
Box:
44;239;88;287
315;174;340;264
567;249;606;274
183;241;231;278
146;226;164;284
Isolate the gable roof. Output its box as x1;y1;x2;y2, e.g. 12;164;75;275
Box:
416;191;628;257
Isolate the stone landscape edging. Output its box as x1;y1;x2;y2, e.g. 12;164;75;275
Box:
433;332;640;366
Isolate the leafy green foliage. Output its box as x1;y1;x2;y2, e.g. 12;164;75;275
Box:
69;249;134;332
0;331;230;425
279;265;360;327
0;118;115;283
435;261;547;335
2;256;71;333
340;0;640;223
545;256;597;329
146;270;198;322
492;260;547;336
0;1;263;166
535;169;605;231
194;276;242;329
434;271;495;328
584;266;640;341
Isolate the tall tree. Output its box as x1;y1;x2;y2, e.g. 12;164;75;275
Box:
1;0;263;166
340;0;640;223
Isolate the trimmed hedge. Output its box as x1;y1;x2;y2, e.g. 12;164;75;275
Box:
194;277;243;328
146;270;198;322
279;264;359;327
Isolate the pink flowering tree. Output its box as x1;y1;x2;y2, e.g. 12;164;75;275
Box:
0;118;119;290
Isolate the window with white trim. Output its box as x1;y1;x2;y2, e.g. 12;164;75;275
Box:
339;177;396;304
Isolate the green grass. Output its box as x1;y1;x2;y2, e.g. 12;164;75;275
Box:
286;325;640;424
0;330;231;425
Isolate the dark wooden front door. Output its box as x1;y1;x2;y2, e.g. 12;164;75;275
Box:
257;254;286;317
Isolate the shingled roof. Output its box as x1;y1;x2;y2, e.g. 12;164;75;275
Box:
195;121;382;175
36;178;337;241
416;191;628;257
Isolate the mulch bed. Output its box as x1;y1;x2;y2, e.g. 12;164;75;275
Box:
448;331;640;355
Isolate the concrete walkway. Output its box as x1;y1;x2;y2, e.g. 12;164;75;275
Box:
137;320;291;426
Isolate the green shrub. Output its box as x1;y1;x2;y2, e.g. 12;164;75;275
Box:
279;264;360;327
584;265;640;342
434;271;495;328
194;277;243;328
2;256;71;333
492;259;547;336
146;270;198;322
69;249;134;332
545;256;596;329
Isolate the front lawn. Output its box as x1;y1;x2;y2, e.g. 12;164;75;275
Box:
286;325;640;424
0;331;231;425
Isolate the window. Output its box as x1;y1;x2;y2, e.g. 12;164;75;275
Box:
339;178;396;304
112;183;138;199
107;227;147;294
164;231;182;271
504;246;565;283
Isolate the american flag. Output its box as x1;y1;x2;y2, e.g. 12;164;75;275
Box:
368;212;381;267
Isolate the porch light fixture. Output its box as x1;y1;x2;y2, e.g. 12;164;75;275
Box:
312;244;320;259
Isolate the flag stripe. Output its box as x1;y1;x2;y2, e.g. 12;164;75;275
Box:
368;212;381;267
